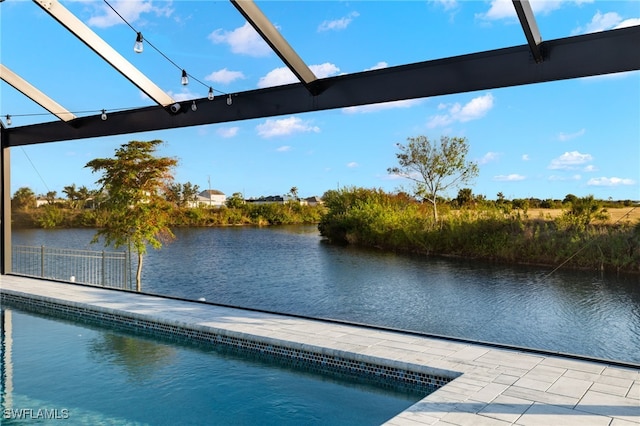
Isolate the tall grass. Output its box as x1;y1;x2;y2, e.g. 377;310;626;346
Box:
318;187;640;273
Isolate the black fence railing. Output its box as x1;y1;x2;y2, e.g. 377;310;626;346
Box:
12;245;131;290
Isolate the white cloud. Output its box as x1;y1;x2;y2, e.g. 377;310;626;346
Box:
548;151;594;170
256;117;320;138
209;22;271;57
427;93;494;128
347;162;359;168
364;62;389;71
205;68;245;85
549;174;582;181
318;12;359;32
217;127;239;138
168;88;198;102
478;0;595;21
276;146;292;152
587;177;636;186
493;174;525;182
557;129;586;141
479;152;500;165
342;99;423;114
258;63;340;88
432;0;459;11
572;11;640;34
583;165;598;172
87;0;171;28
522;154;530;161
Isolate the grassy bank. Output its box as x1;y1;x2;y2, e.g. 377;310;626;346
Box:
318;187;640;274
12;202;326;229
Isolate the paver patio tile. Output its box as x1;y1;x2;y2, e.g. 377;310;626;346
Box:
540;357;606;374
547;376;593;398
513;377;553;392
477;394;534;423
503;386;579;406
577;390;640;422
590;382;632;397
440;411;514;425
493;374;520;386
470;383;511;403
627;382;639;399
516;402;612;426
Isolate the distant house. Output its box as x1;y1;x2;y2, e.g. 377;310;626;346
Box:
245;195;290;205
303;196;323;206
245;195;323;206
190;189;226;208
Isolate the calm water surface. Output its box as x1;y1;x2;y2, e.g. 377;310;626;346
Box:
12;226;640;363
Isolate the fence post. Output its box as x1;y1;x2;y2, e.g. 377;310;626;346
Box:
122;252;127;289
102;251;106;286
41;245;45;278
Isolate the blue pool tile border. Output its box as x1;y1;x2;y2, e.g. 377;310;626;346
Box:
1;291;457;395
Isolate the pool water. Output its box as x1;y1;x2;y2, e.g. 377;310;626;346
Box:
0;306;424;425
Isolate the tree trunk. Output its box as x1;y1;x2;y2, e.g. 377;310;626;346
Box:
430;197;438;223
136;252;143;292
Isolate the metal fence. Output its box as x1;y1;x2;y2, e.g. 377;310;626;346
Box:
12;245;131;290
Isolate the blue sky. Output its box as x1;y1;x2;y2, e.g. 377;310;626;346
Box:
1;0;639;201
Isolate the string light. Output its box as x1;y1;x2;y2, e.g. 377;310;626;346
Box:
5;115;11;126
191;101;197;112
102;0;227;98
227;94;233;106
134;32;143;53
101;110;107;121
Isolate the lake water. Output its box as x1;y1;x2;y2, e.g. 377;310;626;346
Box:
11;226;640;364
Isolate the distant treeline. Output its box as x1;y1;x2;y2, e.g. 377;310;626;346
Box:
318;187;640;274
12;202;326;229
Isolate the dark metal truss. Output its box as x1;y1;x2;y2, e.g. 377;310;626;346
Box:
2;25;639;148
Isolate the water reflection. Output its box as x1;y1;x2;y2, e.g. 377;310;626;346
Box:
89;334;176;382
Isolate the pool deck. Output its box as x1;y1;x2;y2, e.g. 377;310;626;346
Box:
1;274;639;425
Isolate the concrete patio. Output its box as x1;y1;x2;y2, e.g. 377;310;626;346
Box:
1;274;638;425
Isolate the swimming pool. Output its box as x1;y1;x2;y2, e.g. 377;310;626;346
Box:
1;305;427;425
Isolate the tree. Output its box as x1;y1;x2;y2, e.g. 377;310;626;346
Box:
63;184;80;209
12;187;36;211
45;190;57;205
226;192;245;209
85;140;178;291
166;182;200;207
289;186;299;200
388;135;479;222
455;188;474;208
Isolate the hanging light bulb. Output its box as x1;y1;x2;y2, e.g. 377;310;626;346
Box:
101;110;107;121
134;32;144;53
226;94;232;106
208;87;214;101
5;115;11;126
191;101;197;112
181;70;189;86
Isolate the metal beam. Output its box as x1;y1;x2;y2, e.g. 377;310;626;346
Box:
1;64;77;122
4;25;639;147
513;0;543;63
32;0;176;108
231;0;320;94
1;137;10;274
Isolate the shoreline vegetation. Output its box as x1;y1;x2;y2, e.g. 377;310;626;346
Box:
317;188;640;275
11;187;640;274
